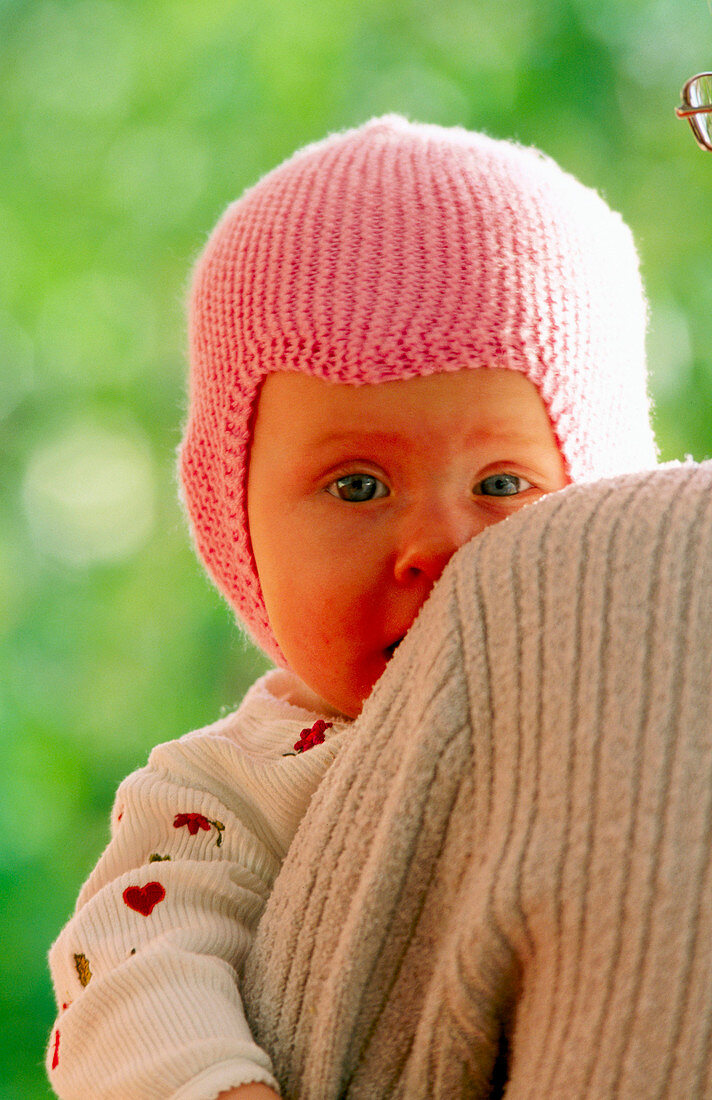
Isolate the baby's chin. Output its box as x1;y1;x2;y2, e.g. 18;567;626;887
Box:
319;644;407;719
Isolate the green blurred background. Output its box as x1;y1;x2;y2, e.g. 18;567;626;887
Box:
1;0;711;1094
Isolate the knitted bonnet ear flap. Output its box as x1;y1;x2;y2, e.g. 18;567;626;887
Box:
179;115;656;662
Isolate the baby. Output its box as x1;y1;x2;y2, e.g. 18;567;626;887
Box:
47;116;657;1099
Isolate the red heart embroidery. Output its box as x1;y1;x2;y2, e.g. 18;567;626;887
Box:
123;881;166;916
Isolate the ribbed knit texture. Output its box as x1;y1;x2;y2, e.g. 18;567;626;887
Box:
179;115;656;663
243;460;712;1099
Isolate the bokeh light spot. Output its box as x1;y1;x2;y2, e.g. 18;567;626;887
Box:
22;422;156;566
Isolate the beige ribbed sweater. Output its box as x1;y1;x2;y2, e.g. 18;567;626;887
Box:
243;461;712;1099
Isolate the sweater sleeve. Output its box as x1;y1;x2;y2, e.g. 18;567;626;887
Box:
46;691;346;1100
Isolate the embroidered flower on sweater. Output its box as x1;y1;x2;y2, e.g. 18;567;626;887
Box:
173;812;225;847
73;953;92;988
284;719;333;755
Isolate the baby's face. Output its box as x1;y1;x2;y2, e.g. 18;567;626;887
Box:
247;368;568;718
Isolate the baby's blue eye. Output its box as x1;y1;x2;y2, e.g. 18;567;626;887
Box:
327;474;389;502
476;473;532;497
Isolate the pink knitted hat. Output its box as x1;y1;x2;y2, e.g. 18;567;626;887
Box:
180;114;657;663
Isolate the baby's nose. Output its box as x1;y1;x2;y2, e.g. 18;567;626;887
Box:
393;505;480;586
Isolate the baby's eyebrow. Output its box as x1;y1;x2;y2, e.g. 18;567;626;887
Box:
310;425;543;450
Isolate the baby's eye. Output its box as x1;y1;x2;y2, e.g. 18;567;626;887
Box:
475;473;533;497
326;474;389;502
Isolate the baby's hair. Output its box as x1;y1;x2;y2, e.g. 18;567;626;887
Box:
180;114;656;662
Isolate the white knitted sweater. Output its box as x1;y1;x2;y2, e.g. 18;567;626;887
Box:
47;671;350;1098
49;462;712;1099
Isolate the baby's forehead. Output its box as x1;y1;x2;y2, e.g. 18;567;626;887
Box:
252;368;558;454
